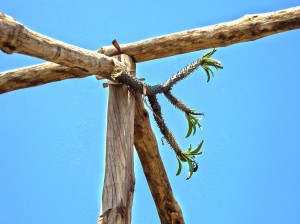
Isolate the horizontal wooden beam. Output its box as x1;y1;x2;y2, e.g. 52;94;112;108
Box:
99;6;300;62
0;13;125;79
0;63;89;94
1;6;300;94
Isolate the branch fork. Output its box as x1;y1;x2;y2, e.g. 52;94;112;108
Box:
112;49;223;179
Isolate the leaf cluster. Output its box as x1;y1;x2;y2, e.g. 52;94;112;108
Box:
201;48;223;82
176;140;204;180
185;112;202;138
174;49;223;179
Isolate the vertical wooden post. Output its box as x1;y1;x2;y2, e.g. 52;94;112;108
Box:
98;55;136;224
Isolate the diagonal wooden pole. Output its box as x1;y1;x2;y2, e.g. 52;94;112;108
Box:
134;93;185;224
98;55;136;224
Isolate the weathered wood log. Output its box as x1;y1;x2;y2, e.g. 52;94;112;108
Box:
0;63;89;94
99;6;300;62
98;55;136;224
134;93;185;224
0;13;125;79
1;6;300;94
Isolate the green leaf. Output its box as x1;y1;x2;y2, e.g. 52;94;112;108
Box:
201;48;223;82
185;114;193;138
202;48;217;58
185;113;202;138
203;67;211;82
190;140;204;154
176;157;182;176
207;66;214;77
192;120;197;136
179;154;188;162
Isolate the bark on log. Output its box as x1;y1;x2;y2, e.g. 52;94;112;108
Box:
134;93;185;224
0;13;124;78
0;63;89;94
99;6;300;62
98;55;136;224
1;6;299;94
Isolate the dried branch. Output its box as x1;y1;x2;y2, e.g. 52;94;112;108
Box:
134;93;184;224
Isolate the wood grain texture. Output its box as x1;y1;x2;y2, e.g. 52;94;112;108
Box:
0;13;124;78
134;93;185;224
0;63;89;94
99;6;300;62
1;7;299;94
98;55;136;224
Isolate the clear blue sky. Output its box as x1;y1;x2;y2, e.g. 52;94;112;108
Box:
1;1;300;223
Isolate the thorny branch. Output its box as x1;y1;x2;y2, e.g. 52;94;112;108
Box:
109;49;223;179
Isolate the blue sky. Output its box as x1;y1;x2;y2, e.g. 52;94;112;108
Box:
1;1;300;224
